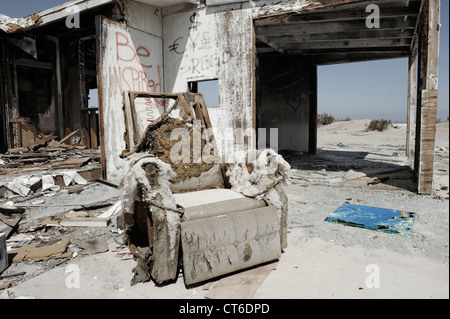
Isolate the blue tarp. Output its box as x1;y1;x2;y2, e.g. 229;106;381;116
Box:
325;203;416;236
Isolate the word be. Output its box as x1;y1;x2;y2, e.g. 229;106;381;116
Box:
109;32;162;97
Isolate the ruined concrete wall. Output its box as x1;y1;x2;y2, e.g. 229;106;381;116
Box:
98;2;164;182
163;3;255;158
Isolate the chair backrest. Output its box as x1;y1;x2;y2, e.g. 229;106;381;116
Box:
122;91;224;193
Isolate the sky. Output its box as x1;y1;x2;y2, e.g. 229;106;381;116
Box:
318;0;449;122
1;0;448;122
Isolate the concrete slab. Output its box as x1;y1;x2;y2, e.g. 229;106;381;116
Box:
7;240;205;299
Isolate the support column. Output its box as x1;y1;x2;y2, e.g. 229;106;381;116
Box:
415;0;441;195
406;55;417;162
309;65;318;155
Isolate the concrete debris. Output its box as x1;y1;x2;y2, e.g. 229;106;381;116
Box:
0;170;90;198
0;182;31;197
345;169;367;181
77;238;109;255
0;213;23;238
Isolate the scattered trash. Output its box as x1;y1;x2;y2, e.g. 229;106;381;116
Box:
77;238;109;255
8;238;71;263
60;218;110;228
325;203;416;236
0;271;26;280
344;170;367;181
0;212;23;238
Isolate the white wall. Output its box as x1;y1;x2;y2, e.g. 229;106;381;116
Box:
98;2;164;182
163;4;255;159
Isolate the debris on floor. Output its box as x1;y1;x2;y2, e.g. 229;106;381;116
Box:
0;148;101;199
204;261;278;299
76;237;109;255
0;211;23;238
324;203;416;236
9;238;71;263
0;233;7;275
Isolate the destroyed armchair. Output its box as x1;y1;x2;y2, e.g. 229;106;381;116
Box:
118;92;290;286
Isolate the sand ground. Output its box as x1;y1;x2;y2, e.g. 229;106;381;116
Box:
2;120;449;299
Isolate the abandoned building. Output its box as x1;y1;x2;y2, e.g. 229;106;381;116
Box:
0;0;446;295
0;0;441;194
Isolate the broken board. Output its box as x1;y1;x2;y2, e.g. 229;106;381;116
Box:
325;203;416;236
0;213;23;238
0;233;7;274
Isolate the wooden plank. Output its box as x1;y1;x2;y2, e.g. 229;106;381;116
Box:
129;92;141;143
123;91;135;150
418;90;438;194
96;17;107;180
410;0;426;52
196;93;216;149
406;55;417;161
205;262;277;299
13;49;21;148
312;51;410;65
27;135;57;151
309;65;318;154
89;111;99;150
260;29;415;43
252;0;421;19
256;16;417;37
279;38;411;51
77;167;102;182
60;217;110;227
81;111;91;148
51;157;91;169
255;7;420;26
206;0;243;6
7;147;29;153
416;0;440;195
56;129;81;145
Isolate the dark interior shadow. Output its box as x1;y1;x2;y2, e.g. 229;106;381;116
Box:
279;149;417;193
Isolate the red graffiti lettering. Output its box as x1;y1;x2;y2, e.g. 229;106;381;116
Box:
116;32;135;63
110;31;161;98
136;46;152;68
109;65;161;97
116;32;153;68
